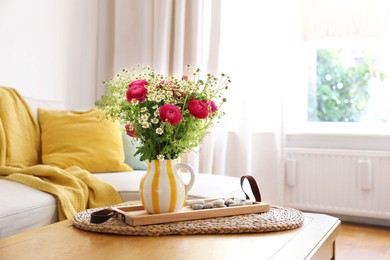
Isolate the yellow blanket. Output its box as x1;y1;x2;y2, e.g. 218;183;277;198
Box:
0;86;40;167
0;87;122;220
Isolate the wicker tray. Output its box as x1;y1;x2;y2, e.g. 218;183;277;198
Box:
73;202;304;236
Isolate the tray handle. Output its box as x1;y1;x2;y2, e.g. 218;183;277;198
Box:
240;175;262;202
90;208;116;224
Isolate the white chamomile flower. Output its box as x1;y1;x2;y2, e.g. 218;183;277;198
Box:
141;107;148;113
157;154;165;161
141;114;149;121
152;105;158;110
141;121;150;128
154;110;160;117
131;99;139;105
148;93;156;101
155;95;163;102
151;118;159;124
156;127;163;135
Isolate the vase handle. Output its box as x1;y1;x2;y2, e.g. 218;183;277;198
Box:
174;162;196;193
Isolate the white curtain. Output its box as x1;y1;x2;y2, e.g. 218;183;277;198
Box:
106;0;220;74
194;0;302;204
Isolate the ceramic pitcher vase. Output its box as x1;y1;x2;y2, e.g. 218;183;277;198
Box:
139;159;196;214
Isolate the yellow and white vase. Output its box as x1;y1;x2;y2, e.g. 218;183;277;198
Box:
139;159;196;214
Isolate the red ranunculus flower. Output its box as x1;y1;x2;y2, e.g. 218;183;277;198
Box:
188;99;209;119
125;123;139;137
126;79;148;103
159;104;182;126
209;100;218;113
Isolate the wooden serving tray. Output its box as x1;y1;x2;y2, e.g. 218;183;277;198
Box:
113;198;270;226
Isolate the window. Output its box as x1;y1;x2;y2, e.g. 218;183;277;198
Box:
284;36;390;136
308;38;388;123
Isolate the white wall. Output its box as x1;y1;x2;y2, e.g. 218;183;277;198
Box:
0;0;99;109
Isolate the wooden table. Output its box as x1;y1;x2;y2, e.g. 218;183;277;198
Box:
0;212;340;260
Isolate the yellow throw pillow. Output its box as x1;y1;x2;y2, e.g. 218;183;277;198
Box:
38;108;132;173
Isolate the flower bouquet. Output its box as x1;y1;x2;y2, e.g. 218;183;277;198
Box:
96;65;230;213
96;65;230;162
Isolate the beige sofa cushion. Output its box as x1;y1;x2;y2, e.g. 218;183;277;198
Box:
0;179;57;238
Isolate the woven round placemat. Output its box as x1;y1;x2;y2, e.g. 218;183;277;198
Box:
72;203;304;236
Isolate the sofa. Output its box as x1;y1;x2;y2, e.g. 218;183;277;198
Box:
0;90;244;238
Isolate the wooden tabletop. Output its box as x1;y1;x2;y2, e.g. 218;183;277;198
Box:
0;213;340;260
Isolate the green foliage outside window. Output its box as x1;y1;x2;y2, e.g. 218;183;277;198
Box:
309;49;385;122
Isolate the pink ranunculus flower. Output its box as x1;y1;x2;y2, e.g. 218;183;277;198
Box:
125;123;139;137
209;100;218;113
126;79;148;103
158;80;165;88
188;99;209;119
159;104;182;126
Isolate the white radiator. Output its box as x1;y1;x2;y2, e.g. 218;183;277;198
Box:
284;148;390;220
